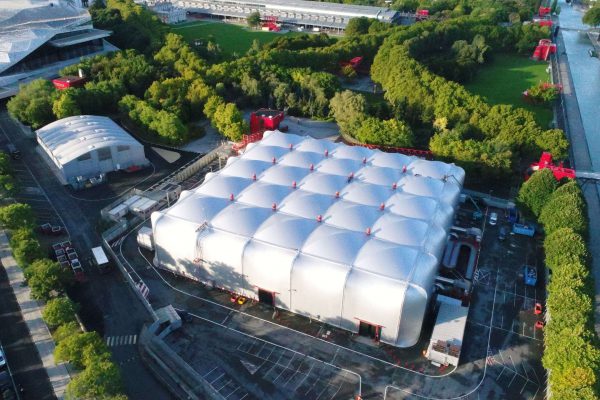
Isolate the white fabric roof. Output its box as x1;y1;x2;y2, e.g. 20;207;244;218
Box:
36;115;143;166
152;131;465;347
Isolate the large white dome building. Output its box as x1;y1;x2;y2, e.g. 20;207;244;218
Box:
152;131;465;347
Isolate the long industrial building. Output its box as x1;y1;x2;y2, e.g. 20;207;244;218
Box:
152;131;465;348
176;0;400;30
0;0;114;99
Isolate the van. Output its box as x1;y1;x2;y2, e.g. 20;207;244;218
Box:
489;212;498;226
6;144;20;160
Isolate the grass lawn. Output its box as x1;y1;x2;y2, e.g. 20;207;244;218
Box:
171;20;301;56
465;53;554;128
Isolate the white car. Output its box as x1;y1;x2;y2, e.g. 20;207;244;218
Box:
0;349;6;368
489;212;498;226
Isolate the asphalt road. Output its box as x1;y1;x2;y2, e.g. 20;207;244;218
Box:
0;265;54;400
0;111;173;400
554;3;600;336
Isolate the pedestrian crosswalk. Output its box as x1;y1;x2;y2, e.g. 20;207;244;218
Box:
105;335;137;347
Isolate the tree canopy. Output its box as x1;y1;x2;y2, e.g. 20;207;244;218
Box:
516;169;558;217
42;297;79;328
27;259;72;301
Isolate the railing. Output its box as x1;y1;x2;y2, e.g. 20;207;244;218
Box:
102;233;157;321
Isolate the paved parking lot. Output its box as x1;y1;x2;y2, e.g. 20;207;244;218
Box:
116;159;546;399
0;124;68;232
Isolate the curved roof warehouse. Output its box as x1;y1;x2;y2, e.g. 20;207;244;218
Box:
152;131;465;348
36;115;149;186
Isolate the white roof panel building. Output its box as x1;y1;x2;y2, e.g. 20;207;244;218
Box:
176;0;399;30
36;116;149;186
152;131;465;347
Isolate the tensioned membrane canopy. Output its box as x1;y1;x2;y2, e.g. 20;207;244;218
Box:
152;131;465;347
36;115;143;166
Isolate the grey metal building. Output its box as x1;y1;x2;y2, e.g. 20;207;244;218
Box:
37;115;149;187
176;0;399;30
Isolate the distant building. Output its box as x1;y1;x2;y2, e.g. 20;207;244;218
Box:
175;0;399;32
151;1;187;24
0;0;115;99
36;115;149;187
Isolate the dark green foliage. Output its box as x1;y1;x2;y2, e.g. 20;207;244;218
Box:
27;259;73;301
539;191;587;236
246;11;261;28
0;203;36;230
6;80;56;129
516;169;557;217
329;90;367;135
90;0;167;54
355;118;414;147
345;17;373;36
10;228;43;269
583;4;600;26
119;95;188;144
65;358;124;399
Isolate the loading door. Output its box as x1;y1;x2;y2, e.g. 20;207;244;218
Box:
358;321;380;340
258;288;275;306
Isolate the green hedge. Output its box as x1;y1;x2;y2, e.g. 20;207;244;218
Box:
517;173;600;398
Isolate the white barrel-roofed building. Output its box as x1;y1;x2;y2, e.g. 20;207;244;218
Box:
36;115;149;187
152;131;465;347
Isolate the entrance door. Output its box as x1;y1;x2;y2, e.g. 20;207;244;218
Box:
258;288;274;306
358;321;379;340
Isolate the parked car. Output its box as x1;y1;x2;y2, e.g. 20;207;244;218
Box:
0;348;6;368
489;212;498;226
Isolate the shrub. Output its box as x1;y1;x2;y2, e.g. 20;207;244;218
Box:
516;169;558;217
27;259;73;301
42;297;79;328
0;203;36;230
55;331;109;370
52;321;81;344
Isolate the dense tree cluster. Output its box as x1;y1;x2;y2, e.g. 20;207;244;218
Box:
90;0;166;54
0;201;126;398
371;21;567;178
119;95;188;145
517;173;600;399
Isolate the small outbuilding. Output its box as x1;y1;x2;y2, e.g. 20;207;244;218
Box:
36;115;149;187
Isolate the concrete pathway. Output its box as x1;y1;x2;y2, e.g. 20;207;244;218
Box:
0;231;71;399
554;2;600;335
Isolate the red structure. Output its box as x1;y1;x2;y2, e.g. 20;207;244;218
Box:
339;56;363;70
532;39;557;61
416;9;429;20
526;152;576;181
539;6;551;16
233;109;285;153
262;16;281;32
250;109;285;134
539;19;553;27
52;75;86;90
